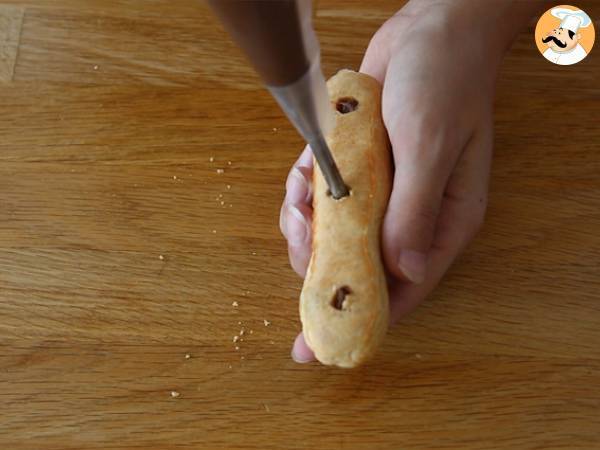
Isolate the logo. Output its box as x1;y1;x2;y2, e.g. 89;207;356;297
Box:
535;5;595;65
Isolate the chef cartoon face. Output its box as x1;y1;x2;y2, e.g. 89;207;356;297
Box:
535;6;595;65
542;27;580;52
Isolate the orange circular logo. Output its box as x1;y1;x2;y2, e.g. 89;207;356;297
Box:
535;5;595;65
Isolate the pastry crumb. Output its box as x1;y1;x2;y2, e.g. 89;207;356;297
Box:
415;353;422;359
212;229;217;234
173;175;177;180
264;403;270;412
232;301;238;307
263;319;270;327
272;127;278;132
249;330;253;334
185;353;191;359
227;161;232;165
159;255;164;260
216;169;224;174
235;346;240;351
228;364;232;369
226;184;231;190
233;335;239;343
170;391;180;398
241;356;245;360
209;156;214;162
93;65;99;70
252;252;256;256
220;201;225;206
239;328;245;336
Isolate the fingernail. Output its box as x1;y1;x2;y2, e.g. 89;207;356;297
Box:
279;205;286;237
291;347;313;363
286;167;310;204
291;334;314;363
397;250;427;284
284;205;308;247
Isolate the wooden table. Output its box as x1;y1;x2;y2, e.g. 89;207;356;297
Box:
1;1;599;448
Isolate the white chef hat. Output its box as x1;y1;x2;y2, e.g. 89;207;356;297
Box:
551;7;592;33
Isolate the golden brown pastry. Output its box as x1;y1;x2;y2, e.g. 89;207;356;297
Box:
300;69;392;368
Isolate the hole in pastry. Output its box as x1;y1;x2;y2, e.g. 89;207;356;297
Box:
335;97;358;114
332;286;352;310
326;188;352;199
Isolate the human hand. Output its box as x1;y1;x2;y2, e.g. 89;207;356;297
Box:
280;0;538;363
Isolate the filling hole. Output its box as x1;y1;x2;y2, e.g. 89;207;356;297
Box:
332;286;352;310
336;97;358;114
326;188;352;199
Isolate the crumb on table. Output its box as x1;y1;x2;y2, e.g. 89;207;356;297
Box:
170;391;180;398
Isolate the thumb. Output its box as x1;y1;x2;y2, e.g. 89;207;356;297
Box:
381;130;459;284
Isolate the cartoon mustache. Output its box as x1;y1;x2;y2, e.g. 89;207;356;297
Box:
542;35;567;48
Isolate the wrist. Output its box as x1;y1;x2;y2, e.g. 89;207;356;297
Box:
405;0;550;59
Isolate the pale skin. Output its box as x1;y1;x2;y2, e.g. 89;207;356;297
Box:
280;0;550;363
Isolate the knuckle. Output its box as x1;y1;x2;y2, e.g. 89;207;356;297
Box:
368;23;389;48
365;18;398;61
404;201;440;245
415;202;440;228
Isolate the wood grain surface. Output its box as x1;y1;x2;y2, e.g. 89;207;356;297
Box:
1;1;599;449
